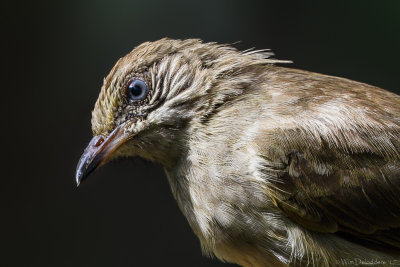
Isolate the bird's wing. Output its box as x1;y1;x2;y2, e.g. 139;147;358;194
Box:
256;87;400;253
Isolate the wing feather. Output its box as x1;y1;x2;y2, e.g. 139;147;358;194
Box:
256;68;400;253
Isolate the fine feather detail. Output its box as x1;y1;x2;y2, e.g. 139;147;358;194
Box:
88;38;400;266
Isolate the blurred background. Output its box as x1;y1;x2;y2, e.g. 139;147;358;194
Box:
2;1;400;266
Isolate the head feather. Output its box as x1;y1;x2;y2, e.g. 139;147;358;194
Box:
91;38;289;135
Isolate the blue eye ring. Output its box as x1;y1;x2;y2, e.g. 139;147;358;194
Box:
127;79;148;101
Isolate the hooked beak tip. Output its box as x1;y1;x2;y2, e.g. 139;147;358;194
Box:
75;135;106;187
75;123;130;186
75;171;82;187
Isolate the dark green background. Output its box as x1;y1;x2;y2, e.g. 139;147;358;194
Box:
3;1;399;266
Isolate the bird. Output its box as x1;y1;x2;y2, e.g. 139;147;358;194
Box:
76;38;400;266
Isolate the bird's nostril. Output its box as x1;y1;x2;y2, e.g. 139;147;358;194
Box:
94;137;104;147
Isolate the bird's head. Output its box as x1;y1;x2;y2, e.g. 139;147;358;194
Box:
76;38;285;185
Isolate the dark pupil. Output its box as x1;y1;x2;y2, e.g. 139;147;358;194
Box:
129;82;143;96
128;79;147;100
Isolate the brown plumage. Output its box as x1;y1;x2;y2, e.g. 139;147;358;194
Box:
76;38;400;266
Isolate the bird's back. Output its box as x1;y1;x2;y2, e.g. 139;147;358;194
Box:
178;66;400;266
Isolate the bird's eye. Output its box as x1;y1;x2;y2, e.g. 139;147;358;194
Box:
127;79;148;101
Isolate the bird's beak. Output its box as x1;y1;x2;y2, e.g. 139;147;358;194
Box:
75;123;130;186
